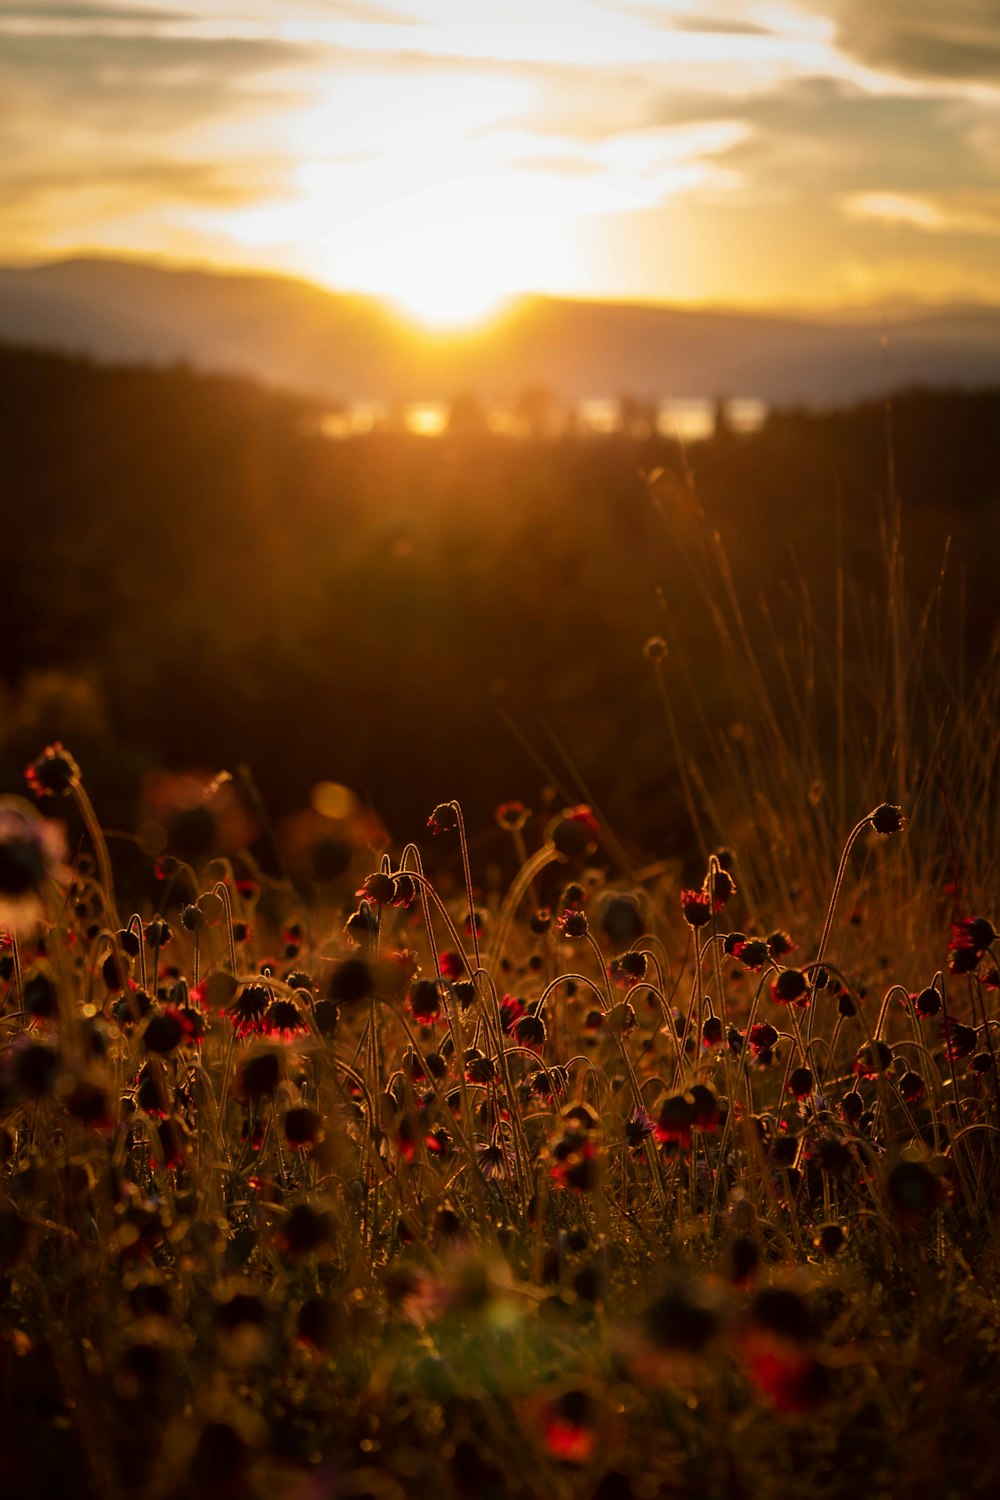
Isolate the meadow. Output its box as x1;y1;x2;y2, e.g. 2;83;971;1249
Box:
1;347;999;1499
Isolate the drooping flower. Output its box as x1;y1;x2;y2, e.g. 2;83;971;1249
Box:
679;889;713;928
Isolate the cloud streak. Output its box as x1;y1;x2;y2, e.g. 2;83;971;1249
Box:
1;0;998;308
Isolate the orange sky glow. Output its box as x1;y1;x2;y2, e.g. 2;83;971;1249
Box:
3;1;1000;325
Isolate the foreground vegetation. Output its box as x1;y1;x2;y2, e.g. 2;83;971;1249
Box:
3;348;999;1497
2;704;999;1498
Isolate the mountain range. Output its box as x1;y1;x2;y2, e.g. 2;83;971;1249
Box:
2;256;1000;405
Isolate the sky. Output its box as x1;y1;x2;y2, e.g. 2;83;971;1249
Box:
3;0;1000;323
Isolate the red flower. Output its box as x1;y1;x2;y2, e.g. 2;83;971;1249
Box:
356;871;396;905
548;805;599;859
853;1040;892;1078
731;937;769;971
770;968;809;1007
655;1092;696;1149
262;997;309;1041
748;1022;778;1059
949;916;996;958
439;950;465;980
703;867;737;911
679;889;713;928
558;909;589;939
940;1017;977;1061
542;1391;595;1464
499;995;526;1033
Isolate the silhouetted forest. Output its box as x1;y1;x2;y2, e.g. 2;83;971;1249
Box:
2;342;998;867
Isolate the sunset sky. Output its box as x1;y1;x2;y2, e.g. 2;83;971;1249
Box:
3;0;1000;323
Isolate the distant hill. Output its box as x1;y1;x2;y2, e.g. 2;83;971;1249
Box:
2;256;1000;404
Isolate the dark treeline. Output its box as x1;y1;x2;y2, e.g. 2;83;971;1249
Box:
2;342;998;865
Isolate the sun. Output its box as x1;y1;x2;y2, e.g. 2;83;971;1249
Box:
388;270;513;330
301;173;579;333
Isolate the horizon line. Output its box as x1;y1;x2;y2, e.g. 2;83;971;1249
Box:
5;248;1000;327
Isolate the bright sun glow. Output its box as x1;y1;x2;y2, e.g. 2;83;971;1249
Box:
302;172;583;329
389;277;512;330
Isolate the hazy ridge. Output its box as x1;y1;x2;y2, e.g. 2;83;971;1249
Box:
3;256;1000;405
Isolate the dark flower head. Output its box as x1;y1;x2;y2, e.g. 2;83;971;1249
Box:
840;1089;864;1124
328;957;373;1004
598;999;632;1039
770;968;809;1006
869;803;905;836
950;916;996;954
514;1013;547;1052
440;949;465;979
854;1039;893;1078
748;1022;778;1058
344;904;378;943
143;1010;186;1055
228;981;272;1037
135;1063;170;1118
530;907;553;934
549;805;599;860
464;1048;496;1084
655;1092;696;1148
643;635;668;662
898;1070;925;1103
611;950;648;985
312;999;339;1038
180;903;205;932
283;1106;324;1149
237;1049;282;1100
558;909;589;939
144;918;172;949
625;1107;654;1148
948;917;995;977
940;1017;977;1061
263;996;309;1041
356;871;396;905
679;889;713;928
427;802;460;835
913;986;941;1019
767;931;795;959
409;978;444;1024
601;894;646;946
702;1015;724;1047
732;937;769;971
789;1066;814;1100
25;743;81;798
704;866;736;910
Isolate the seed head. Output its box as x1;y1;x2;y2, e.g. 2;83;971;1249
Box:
869;803;905;836
25;743;81;798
